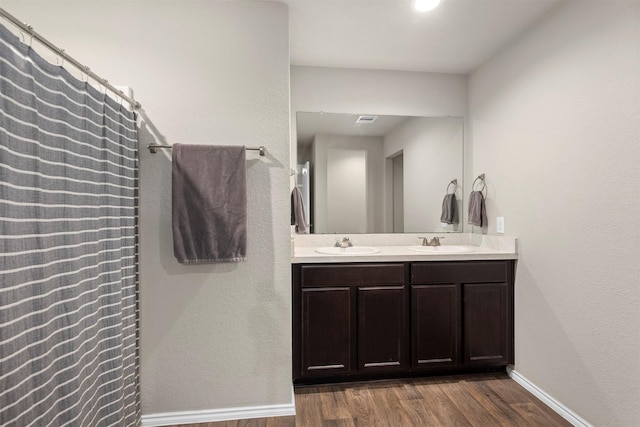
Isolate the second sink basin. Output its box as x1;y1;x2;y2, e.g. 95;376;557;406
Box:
315;246;381;255
407;245;475;254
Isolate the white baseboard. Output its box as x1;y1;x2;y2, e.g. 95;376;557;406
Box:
140;395;296;427
507;367;592;427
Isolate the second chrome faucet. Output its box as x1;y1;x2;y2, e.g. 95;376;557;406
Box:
419;236;444;246
335;236;353;248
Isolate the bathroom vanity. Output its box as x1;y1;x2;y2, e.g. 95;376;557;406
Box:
291;236;517;384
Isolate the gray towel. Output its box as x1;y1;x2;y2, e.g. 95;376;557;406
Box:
468;191;487;227
440;193;458;224
172;144;247;263
291;187;308;233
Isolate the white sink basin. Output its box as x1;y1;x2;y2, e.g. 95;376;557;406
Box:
407;245;475;254
315;246;381;255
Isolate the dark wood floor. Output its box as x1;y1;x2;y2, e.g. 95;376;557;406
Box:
173;373;571;427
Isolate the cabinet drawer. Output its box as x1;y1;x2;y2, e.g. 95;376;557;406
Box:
301;264;405;287
411;261;508;284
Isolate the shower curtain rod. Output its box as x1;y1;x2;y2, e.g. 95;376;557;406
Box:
0;7;141;109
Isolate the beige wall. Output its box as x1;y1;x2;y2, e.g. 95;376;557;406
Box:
2;0;293;418
469;1;640;425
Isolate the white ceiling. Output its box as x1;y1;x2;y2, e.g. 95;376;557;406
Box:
297;112;411;145
285;0;561;74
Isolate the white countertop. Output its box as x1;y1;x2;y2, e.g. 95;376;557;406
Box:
291;233;518;264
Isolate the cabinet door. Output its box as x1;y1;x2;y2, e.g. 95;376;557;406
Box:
411;284;460;369
301;287;353;377
463;283;509;366
357;286;407;372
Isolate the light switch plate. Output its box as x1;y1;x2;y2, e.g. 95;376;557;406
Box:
496;217;505;234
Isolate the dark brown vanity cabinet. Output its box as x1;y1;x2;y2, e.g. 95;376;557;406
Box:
463;282;511;366
300;286;353;376
293;264;407;380
293;260;514;383
357;284;407;372
411;261;514;369
411;284;460;369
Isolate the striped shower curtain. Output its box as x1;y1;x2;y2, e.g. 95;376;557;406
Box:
0;22;139;427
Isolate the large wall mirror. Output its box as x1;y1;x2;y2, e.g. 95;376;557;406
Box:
295;112;464;234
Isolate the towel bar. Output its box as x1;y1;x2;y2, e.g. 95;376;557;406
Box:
147;144;265;156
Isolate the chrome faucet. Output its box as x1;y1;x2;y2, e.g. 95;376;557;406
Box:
419;236;444;246
335;236;353;248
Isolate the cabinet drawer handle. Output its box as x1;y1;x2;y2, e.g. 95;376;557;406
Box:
307;364;345;371
418;358;453;364
363;361;401;368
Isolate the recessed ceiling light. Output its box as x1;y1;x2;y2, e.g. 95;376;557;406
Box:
411;0;441;13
